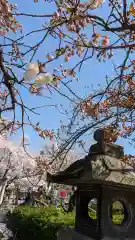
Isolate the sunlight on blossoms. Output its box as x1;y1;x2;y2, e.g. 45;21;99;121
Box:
0;136;36;175
88;0;105;9
23;63;55;86
23;63;39;81
35;73;54;85
56;0;105;9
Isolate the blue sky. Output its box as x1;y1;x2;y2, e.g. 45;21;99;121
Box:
5;0;135;156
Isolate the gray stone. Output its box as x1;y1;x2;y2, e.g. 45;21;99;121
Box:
57;228;92;240
57;229;134;240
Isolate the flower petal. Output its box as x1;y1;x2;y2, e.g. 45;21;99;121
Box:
35;73;54;85
88;0;105;9
23;69;37;81
27;63;39;74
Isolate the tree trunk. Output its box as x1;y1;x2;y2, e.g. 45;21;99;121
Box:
0;180;8;206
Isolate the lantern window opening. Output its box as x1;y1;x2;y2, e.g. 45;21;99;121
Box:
88;198;97;220
110;200;131;227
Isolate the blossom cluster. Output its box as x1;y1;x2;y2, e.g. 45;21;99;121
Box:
0;0;22;35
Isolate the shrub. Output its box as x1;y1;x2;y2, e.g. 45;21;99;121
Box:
7;205;122;240
7;205;75;240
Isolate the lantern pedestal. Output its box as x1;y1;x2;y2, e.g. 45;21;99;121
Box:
57;228;92;240
57;228;134;240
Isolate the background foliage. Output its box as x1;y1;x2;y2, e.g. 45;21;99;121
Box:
7;206;75;240
7;204;125;239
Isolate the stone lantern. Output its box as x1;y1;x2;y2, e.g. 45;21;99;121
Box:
47;129;135;240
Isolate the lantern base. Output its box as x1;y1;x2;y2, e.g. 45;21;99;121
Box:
57;228;135;240
57;228;91;240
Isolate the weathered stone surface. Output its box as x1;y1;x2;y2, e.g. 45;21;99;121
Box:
57;228;93;240
57;228;135;240
47;129;135;188
47;150;135;187
90;154;135;186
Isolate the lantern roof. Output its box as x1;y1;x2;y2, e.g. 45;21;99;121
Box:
47;129;135;188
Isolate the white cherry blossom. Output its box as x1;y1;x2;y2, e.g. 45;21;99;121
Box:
56;0;105;9
35;73;54;85
0;119;37;205
23;63;39;81
88;0;105;9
